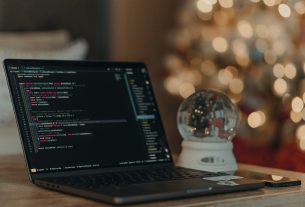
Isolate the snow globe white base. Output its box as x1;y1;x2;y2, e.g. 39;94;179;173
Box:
177;139;237;172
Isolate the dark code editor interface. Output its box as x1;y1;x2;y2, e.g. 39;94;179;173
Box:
6;62;171;173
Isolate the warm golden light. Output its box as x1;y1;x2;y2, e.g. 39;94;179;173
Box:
229;78;244;94
264;50;276;64
197;0;213;13
273;78;287;95
295;1;305;15
291;97;304;113
263;0;275;7
285;63;297;79
226;66;239;77
200;60;216;76
303;92;305;103
179;83;195;98
297;124;305;140
232;39;248;57
181;70;201;85
237;20;253;39
218;69;232;85
290;110;302;123
278;4;291;18
271;175;283;181
212;37;228;53
248;111;266;128
235;55;250;67
219;0;233;8
164;76;182;95
273;63;285;78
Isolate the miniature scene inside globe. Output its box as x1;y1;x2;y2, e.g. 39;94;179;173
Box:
177;89;239;142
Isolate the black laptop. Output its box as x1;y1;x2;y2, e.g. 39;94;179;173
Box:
4;59;264;205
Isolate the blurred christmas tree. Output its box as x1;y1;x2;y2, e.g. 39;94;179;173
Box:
164;0;305;170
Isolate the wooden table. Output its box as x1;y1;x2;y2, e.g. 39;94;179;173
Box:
1;154;305;207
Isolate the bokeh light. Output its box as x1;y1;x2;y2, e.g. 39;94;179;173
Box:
273;78;287;95
179;83;195;98
273;63;285;78
291;97;304;113
248;111;266;128
212;37;228;53
278;4;291;18
237;20;254;39
197;0;213;13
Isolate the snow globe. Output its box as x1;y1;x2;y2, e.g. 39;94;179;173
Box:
177;89;239;172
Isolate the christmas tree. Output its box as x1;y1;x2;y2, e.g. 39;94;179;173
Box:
164;0;305;171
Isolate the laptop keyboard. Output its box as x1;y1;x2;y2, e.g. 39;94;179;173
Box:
46;167;228;189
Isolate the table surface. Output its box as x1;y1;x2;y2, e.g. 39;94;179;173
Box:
1;155;305;207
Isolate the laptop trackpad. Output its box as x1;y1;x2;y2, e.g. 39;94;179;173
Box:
139;179;213;192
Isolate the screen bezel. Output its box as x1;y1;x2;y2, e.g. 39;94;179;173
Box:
3;59;174;180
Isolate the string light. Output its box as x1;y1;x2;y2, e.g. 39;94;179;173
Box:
284;63;297;79
179;83;195;98
229;78;244;94
212;37;228;53
273;78;287;95
219;0;234;9
248;111;266;128
264;50;276;64
200;60;217;76
237;20;254;39
197;0;213;13
295;1;305;15
278;4;291;18
218;69;233;85
232;39;248;57
273;63;285;78
291;97;304;113
290;110;302;123
164;77;182;95
263;0;275;7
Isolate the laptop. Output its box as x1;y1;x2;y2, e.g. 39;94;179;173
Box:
3;59;264;205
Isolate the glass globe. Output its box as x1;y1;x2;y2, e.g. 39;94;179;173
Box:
177;89;239;142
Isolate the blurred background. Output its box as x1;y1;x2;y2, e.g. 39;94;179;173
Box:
1;0;305;172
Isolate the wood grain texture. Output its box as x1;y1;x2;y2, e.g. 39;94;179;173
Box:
1;154;305;207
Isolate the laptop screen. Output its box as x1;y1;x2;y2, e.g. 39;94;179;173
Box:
5;60;172;174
